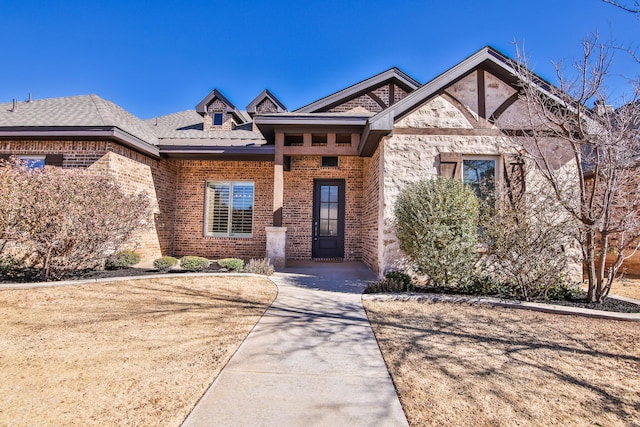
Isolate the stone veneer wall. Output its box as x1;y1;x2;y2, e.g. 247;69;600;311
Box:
381;131;510;273
0;140;176;262
380;88;582;282
361;144;383;275
172;159;273;259
283;156;363;261
204;99;236;131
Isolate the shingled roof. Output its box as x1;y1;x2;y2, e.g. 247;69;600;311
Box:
0;95;158;143
146;110;265;144
0;94;161;157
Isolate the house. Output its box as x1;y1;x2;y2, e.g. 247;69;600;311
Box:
0;46;575;277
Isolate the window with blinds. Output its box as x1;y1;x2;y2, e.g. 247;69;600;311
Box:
205;182;254;237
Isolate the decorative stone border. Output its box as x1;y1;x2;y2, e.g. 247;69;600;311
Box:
363;292;640;322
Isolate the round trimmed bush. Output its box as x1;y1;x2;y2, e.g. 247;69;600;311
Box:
180;256;211;272
153;256;179;272
217;258;244;271
104;250;140;270
395;177;479;287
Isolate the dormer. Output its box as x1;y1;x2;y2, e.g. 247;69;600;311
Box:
246;89;287;116
196;89;245;131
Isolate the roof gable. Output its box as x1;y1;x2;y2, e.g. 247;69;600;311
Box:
359;46;561;156
195;88;246;123
369;47;519;126
295;67;421;113
246;89;287;116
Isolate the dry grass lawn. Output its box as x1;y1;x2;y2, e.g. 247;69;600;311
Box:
364;299;640;427
611;277;640;300
0;276;277;426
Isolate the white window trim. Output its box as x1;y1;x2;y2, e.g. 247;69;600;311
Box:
204;181;255;238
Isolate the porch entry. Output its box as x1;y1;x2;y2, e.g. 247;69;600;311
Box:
312;179;345;259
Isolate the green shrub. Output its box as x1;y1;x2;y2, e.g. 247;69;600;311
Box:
104;250;140;270
153;256;179;272
459;275;515;298
364;277;413;294
217;258;244;271
384;271;412;287
395;178;479;287
245;258;275;276
0;254;23;278
545;276;581;301
180;256;211;272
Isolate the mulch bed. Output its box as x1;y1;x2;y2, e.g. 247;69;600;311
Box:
0;264;224;284
410;286;640;313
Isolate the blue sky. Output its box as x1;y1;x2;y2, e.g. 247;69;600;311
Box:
1;0;638;118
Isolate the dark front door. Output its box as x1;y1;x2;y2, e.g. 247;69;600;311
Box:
312;179;345;259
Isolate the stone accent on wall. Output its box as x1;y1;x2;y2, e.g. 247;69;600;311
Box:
395;96;474;129
380;82;582;282
205;99;236;131
256;98;278;114
173;160;273;260
446;71;479;114
283;156;363;261
484;71;517;117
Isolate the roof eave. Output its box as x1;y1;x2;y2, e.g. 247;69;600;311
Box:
254;115;369;144
359;112;394;156
159;144;274;160
0;126;160;159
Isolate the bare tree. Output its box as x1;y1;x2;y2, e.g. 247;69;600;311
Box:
603;0;640;14
514;34;640;303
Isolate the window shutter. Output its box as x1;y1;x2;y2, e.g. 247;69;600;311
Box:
438;152;462;179
503;154;525;203
45;154;64;167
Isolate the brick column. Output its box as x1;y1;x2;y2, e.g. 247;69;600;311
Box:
268;132;287;268
274;132;284;226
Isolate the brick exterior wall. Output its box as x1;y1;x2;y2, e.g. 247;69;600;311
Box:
328;84;411;113
362;144;382;275
283;156;363;261
173;159;273;259
0;141;382;269
0;140;176;262
329;94;383;113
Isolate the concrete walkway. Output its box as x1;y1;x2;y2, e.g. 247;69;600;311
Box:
182;262;408;427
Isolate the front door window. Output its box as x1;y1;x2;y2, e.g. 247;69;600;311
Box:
312;179;345;259
319;185;339;237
